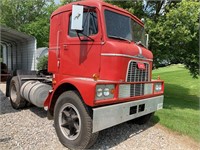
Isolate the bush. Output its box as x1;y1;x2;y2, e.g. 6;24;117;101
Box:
37;56;48;70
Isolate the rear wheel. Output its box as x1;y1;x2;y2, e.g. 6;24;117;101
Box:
10;76;26;109
54;91;98;149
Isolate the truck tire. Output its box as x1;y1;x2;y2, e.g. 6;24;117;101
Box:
133;112;155;125
54;91;99;149
10;76;26;109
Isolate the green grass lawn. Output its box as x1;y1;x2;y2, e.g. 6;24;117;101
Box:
152;64;200;141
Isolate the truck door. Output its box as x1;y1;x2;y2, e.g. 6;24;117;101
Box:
48;14;61;74
60;8;102;78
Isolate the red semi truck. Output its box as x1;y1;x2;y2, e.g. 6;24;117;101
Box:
6;0;164;149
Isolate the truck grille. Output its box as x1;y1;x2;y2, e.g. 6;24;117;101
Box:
127;61;149;82
126;61;150;97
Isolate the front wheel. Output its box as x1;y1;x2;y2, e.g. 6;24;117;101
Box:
54;91;98;149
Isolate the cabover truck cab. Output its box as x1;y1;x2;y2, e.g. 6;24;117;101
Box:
7;0;164;149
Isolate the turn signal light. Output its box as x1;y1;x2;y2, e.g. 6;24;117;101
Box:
52;79;56;85
110;89;115;94
157;76;160;80
93;74;99;81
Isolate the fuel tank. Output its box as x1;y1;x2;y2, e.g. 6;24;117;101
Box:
20;81;52;107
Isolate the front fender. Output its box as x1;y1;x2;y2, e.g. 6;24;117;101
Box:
44;77;97;109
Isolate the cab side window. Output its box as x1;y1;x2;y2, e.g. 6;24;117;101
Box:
69;11;98;37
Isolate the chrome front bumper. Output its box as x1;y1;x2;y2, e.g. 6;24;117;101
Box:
92;95;164;133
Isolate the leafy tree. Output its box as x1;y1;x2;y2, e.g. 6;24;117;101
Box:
106;0;146;19
37;55;48;70
0;0;58;47
0;0;46;30
146;0;200;77
144;0;180;20
60;0;75;5
106;0;179;20
21;1;58;47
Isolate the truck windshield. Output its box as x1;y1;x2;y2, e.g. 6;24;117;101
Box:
104;10;146;47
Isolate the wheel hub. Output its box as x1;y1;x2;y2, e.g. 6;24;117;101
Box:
59;103;81;140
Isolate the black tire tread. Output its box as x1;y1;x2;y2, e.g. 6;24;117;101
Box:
10;76;26;109
86;132;99;149
54;91;98;149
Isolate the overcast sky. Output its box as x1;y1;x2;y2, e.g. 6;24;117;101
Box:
54;0;60;4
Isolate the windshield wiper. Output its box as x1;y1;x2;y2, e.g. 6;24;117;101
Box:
108;35;131;43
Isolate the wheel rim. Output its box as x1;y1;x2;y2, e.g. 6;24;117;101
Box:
59;103;81;140
10;84;17;103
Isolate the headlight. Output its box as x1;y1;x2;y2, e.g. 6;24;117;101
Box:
96;84;115;100
154;83;162;92
96;88;103;97
103;88;110;97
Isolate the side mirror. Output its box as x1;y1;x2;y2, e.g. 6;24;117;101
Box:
71;5;84;30
145;34;149;49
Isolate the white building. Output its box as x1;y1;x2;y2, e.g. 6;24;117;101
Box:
1;25;37;73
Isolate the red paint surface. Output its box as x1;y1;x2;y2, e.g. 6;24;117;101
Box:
45;0;164;109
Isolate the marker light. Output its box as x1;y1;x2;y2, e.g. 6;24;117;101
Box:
93;74;99;81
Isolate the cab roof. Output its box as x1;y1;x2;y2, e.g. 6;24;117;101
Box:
51;0;143;26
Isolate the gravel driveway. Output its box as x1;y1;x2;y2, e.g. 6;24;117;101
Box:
0;83;199;150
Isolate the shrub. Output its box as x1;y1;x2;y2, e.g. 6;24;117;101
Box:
37;56;48;70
